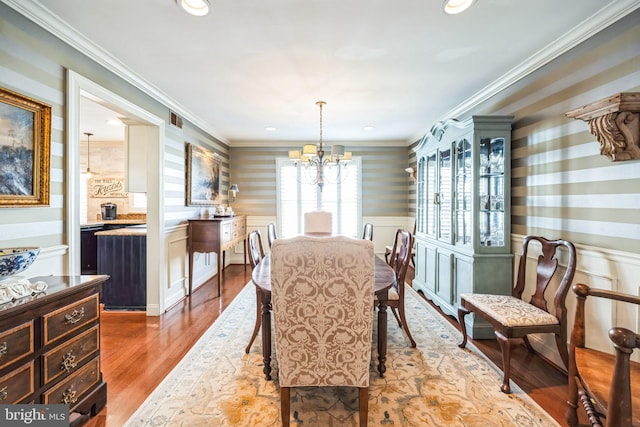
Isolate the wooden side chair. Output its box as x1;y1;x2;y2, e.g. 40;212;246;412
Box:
362;222;373;240
245;229;265;353
303;211;332;235
385;221;416;268
458;235;577;393
267;222;278;248
380;229;416;347
566;283;640;427
271;236;375;427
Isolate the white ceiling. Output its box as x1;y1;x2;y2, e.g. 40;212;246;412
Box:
6;0;640;144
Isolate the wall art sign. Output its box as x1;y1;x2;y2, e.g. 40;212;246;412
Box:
186;143;221;206
91;177;128;198
0;86;51;207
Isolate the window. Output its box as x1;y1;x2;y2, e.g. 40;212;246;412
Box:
276;157;362;237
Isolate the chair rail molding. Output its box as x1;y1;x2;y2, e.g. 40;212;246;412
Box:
566;92;640;161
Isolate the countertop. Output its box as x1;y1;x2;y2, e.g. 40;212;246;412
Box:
95;225;147;236
81;219;147;228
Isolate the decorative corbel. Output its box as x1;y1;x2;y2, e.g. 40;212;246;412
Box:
566;92;640;161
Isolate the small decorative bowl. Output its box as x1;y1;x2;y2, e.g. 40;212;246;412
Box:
0;247;41;281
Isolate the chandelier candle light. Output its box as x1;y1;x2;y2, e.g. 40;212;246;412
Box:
288;101;352;191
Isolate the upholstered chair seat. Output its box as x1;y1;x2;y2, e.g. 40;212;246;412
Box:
459;294;559;327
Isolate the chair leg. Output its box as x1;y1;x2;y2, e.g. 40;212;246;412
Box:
398;306;417;348
522;335;536;354
245;288;262;353
495;331;513;394
554;333;569;370
281;387;290;427
391;306;402;327
457;305;470;348
358;387;368;427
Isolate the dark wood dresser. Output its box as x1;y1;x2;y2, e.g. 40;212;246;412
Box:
0;275;108;425
187;215;246;297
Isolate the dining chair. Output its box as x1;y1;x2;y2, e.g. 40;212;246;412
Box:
267;222;278;248
458;236;577;393
245;229;265;353
385;221;416;268
361;222;373;240
270;235;375;427
303;211;332;234
380;229;416;347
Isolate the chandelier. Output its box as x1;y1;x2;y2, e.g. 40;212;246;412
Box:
288;101;352;191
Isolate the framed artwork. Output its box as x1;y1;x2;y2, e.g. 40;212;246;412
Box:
186;143;221;206
0;86;51;207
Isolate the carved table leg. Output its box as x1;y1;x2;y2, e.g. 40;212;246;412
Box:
377;293;388;378
261;291;272;380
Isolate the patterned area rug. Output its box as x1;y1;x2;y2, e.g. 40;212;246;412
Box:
124;281;559;426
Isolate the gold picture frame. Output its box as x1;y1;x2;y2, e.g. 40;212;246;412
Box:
0;86;51;207
186;143;221;206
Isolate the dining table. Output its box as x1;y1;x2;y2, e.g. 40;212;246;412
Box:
251;253;396;380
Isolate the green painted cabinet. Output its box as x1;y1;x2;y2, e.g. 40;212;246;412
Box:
412;115;514;339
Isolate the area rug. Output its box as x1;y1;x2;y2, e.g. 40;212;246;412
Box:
124;281;560;426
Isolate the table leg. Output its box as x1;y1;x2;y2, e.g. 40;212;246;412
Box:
377;295;388;378
217;251;223;298
261;291;272;380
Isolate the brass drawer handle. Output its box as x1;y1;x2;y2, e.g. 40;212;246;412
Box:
0;386;7;401
62;388;78;404
0;342;7;358
61;350;78;372
64;308;85;324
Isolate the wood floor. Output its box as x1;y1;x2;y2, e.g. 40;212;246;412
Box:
84;264;578;427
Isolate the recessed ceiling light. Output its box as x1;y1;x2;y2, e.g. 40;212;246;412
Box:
443;0;476;15
106;118;123;127
265;126;276;132
177;0;210;16
363;125;375;131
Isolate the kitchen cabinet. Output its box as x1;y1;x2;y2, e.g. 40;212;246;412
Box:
126;124;157;193
412;115;514;339
0;275;108;425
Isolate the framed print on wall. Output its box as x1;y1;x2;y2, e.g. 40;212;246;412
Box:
0;86;51;207
186;142;221;206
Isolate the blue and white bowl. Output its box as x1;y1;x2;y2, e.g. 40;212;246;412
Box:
0;247;40;281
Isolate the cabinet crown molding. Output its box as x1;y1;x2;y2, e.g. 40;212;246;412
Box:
566;92;640;162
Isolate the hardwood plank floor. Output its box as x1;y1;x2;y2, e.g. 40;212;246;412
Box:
84;264;579;426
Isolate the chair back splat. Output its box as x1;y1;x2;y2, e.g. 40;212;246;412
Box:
458;235;577;394
267;223;278;248
362;222;373;240
271;236;374;427
244;229;266;353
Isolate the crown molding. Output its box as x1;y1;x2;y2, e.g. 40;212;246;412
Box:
409;0;640;143
1;0;229;145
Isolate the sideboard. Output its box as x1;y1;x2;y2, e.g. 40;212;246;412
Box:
0;275;109;425
187;215;247;297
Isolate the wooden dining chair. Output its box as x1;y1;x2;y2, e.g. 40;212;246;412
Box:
271;235;375;427
380;229;416;347
361;222;373;240
303;211;332;234
267;222;278;248
245;229;265;353
458;235;577;393
385;221;416;268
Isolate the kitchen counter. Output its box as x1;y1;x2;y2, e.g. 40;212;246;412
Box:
81;219;146;228
95;225;146;236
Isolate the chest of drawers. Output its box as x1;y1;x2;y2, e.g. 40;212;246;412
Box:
0;275;108;424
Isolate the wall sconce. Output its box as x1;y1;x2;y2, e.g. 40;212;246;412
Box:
227;184;239;207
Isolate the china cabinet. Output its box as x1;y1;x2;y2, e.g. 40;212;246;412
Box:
412;115;514;339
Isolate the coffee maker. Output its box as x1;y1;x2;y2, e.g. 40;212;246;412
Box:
101;202;117;220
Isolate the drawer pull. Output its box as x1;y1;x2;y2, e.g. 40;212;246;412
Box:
62;388;78;404
64;308;85;324
0;342;7;358
61;350;78;372
0;386;7;401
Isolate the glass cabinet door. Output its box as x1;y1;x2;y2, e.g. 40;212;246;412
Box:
416;157;426;234
438;147;452;242
478;137;505;247
425;152;437;237
455;139;472;246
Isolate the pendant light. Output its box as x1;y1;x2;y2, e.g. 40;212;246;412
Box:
83;132;95;178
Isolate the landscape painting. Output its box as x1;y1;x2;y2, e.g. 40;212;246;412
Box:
186;142;221;206
0;87;51;207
